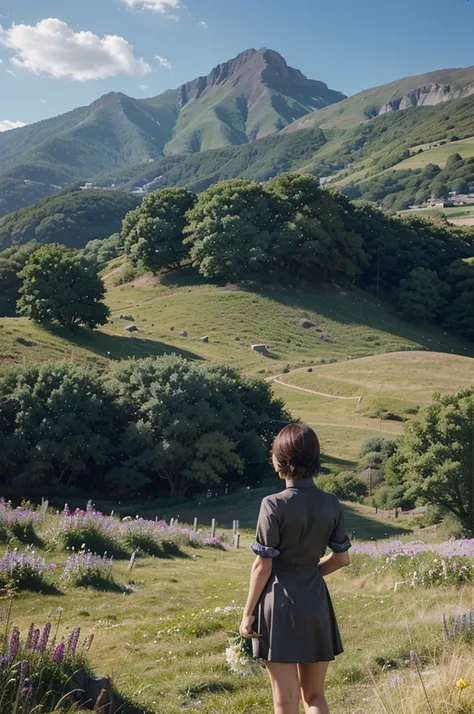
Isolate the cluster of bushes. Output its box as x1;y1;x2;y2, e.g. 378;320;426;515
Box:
319;388;474;536
120;173;474;341
0;356;289;500
122;174;367;283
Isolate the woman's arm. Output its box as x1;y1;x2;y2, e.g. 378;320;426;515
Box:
239;556;273;637
318;550;350;577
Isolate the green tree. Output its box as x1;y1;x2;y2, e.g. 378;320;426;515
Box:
0;258;19;317
386;389;474;535
444;153;463;171
17;244;109;330
266;174;367;280
184;179;283;282
397;267;448;323
0;362;125;491
451;180;470;195
110;355;290;498
0;242;40;317
122;187;196;273
431;182;450;200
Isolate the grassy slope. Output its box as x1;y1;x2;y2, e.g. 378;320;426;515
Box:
286;65;474;133
394;136;474;170
2;272;473;468
274;352;474;447
3;274;472;372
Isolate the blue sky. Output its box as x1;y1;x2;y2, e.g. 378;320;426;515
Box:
1;0;473;130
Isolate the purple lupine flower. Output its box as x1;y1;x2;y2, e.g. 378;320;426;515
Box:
0;656;12;666
67;627;81;655
52;643;65;665
21;680;33;697
18;659;29;691
30;628;40;650
38;622;51;652
9;627;20;657
25;623;34;650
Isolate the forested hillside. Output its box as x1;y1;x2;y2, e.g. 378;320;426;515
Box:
0;188;140;250
98;95;474;200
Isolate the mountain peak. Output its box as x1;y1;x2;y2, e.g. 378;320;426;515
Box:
175;47;345;110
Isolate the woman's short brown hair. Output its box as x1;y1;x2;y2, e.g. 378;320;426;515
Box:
272;424;320;480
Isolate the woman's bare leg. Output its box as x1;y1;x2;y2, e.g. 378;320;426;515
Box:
297;662;330;714
266;662;301;714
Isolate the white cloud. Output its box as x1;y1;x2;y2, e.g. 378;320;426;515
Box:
155;54;171;70
197;20;208;29
121;0;181;17
0;119;26;132
139;84;149;90
0;18;151;81
40;98;47;104
6;68;15;75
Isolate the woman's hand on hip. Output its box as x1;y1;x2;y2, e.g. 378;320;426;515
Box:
239;615;256;638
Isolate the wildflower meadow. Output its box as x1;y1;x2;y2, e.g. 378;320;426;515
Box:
0;497;473;713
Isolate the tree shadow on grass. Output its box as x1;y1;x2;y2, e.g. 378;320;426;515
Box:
47;324;203;363
74;576;125;593
256;286;474;357
160;541;190;559
343;502;412;541
160;265;207;288
184;681;237;701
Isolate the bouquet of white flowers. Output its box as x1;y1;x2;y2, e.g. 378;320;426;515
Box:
225;633;259;677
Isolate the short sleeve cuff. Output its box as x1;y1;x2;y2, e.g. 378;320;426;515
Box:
251;541;280;559
328;536;352;553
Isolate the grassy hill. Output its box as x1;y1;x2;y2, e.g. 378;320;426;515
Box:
287;65;474;133
2;272;473;468
3;268;472;371
0;187;140;250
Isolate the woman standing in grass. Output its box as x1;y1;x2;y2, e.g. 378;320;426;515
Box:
240;423;351;714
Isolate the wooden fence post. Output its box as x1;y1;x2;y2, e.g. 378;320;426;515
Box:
211;518;216;538
193;517;198;533
234;534;241;549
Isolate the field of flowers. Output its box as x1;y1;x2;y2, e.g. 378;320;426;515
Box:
0;498;474;713
350;539;474;588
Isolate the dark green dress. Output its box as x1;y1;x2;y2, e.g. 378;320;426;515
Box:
251;480;351;663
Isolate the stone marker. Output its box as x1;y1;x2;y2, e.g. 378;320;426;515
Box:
123;325;138;333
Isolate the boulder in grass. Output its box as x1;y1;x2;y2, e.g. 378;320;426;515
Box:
123;325;138;333
119;314;134;321
201;336;209;343
251;344;270;354
299;318;315;329
179;330;187;337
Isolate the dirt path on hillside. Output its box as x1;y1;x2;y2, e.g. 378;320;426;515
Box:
269;376;363;404
448;217;474;226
